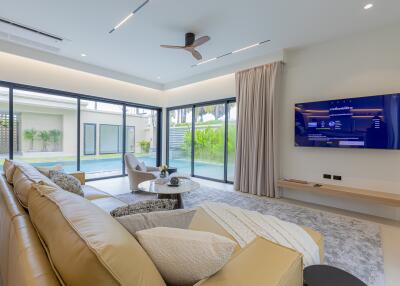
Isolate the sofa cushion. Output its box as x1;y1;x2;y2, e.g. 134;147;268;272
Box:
49;170;84;197
136;227;236;286
28;183;165;286
116;209;196;237
91;197;128;213
3;159;16;184
36;165;64;177
82;185;111;200
12;162;58;208
190;208;325;263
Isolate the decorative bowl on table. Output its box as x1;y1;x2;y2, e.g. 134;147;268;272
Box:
167;177;180;187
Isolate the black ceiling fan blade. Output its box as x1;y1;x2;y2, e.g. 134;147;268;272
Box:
192;36;210;48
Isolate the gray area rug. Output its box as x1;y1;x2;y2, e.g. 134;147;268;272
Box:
116;186;384;286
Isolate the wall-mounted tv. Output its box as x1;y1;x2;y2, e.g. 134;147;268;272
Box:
295;94;400;149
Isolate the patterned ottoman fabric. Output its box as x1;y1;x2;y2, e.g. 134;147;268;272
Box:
110;199;177;217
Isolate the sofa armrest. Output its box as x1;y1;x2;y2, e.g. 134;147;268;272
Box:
196;237;303;286
69;171;85;185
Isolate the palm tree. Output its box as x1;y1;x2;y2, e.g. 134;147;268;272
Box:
37;131;51;151
49;129;62;151
23;129;37;151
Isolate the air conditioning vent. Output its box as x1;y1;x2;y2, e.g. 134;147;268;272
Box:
0;17;65;53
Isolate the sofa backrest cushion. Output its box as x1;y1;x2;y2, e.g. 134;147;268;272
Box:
3;159;16;184
28;183;166;286
12;162;58;208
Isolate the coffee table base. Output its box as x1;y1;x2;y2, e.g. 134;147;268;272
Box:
157;193;184;209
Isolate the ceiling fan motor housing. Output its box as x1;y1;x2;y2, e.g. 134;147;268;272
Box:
185;32;195;46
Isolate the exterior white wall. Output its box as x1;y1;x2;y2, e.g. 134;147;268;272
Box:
279;23;400;220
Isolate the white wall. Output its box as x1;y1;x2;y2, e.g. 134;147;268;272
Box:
279;23;400;220
0;52;163;106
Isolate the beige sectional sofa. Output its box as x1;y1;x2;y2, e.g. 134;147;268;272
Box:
0;160;324;286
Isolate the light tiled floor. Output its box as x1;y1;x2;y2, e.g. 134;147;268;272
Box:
88;176;400;286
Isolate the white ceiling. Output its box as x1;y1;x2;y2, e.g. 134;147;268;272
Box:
1;0;400;90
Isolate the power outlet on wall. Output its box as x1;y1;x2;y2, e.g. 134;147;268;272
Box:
323;174;332;179
333;175;342;181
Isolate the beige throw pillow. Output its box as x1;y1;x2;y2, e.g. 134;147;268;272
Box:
36;165;63;177
136;227;236;286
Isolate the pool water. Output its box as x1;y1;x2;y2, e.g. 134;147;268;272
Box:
31;157;234;180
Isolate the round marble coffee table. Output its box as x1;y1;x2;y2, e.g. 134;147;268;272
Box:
138;178;200;209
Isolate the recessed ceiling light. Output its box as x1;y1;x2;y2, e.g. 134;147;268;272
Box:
192;40;270;67
81;53;87;57
364;3;373;10
109;0;150;33
157;76;161;79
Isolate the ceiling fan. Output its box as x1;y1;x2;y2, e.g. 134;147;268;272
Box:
160;32;210;61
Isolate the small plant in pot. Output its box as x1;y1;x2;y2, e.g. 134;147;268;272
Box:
159;164;168;178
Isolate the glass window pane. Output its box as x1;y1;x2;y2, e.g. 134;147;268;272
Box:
12;89;77;172
126;107;158;167
194;104;225;180
80;100;122;179
168;108;192;176
99;125;119;154
84;124;96;155
0;87;10;168
227;102;237;182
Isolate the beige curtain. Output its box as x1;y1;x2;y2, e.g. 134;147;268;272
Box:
234;62;283;197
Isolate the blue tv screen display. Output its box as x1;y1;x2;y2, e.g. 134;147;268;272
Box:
295;94;400;149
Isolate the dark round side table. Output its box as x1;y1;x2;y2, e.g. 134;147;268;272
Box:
304;265;367;286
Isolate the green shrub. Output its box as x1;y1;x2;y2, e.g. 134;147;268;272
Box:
139;140;151;154
182;123;236;163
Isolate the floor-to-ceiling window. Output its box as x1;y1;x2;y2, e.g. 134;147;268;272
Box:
167;107;192;175
80;100;123;179
0;81;162;181
125;106;159;168
13;89;78;172
0;87;10;168
167;98;236;183
194;103;226;180
227;102;237;181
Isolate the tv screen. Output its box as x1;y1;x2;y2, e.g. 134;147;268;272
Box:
295;94;400;149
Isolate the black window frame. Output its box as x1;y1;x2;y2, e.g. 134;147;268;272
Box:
83;123;97;156
166;97;236;184
0;80;162;182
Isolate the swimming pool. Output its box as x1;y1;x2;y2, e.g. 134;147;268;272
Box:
31;156;234;180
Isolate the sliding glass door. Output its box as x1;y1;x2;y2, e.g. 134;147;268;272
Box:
80;100;123;179
125;106;159;167
167;108;192;175
167;98;236;183
227;102;237;181
194;103;225;180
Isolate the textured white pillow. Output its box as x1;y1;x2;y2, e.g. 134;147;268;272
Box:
135;161;146;171
136;227;236;286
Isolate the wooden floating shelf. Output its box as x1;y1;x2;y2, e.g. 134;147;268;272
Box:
277;179;400;207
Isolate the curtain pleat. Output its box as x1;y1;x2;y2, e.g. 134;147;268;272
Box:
234;62;283;197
